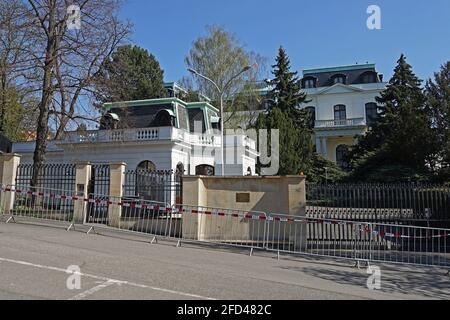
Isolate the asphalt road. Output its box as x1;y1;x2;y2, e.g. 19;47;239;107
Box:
0;221;448;300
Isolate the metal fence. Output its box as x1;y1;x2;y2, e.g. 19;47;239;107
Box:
15;163;76;193
123;169;182;205
265;214;450;268
1;185;77;225
2;185;449;270
85;164;111;223
89;164;110;195
306;183;450;227
80;193;450;269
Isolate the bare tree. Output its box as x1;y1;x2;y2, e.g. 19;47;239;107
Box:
185;25;267;125
22;0;131;186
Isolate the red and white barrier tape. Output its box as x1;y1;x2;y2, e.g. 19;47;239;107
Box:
172;207;267;221
1;186;171;212
3;186;450;238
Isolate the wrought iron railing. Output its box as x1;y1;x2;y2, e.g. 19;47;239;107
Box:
306;183;450;226
15;163;76;193
123;169;182;205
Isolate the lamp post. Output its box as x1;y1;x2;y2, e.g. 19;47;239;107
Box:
188;65;253;176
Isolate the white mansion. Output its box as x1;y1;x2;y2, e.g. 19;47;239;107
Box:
300;63;386;168
225;63;387;169
12;83;258;176
12;63;386;175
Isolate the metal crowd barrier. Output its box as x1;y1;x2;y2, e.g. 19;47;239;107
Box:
83;193;171;238
171;204;267;251
265;214;372;262
82;196;267;250
0;185;78;227
366;222;450;268
1;185;449;269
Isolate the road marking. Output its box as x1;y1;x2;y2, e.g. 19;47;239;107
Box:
0;257;216;300
68;280;118;300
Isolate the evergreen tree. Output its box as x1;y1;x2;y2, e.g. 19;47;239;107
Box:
0;86;28;142
255;47;314;175
348;54;435;182
94;45;166;104
425;61;450;180
308;155;348;183
269;47;309;127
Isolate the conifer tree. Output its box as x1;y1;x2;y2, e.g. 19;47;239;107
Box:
256;47;314;175
348;54;435;182
425;61;450;180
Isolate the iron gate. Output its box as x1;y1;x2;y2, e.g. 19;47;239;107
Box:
123;169;182;205
86;164;110;224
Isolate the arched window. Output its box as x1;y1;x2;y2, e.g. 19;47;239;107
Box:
334;105;347;122
246;167;252;176
331;74;347;85
336;145;349;170
195;164;215;176
135;161;160;202
137;160;156;171
365;102;379;127
305;106;316;129
99;113;120;130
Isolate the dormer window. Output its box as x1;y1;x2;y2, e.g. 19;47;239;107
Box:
361;71;378;84
302;76;317;89
99;113;120;130
331;74;347;85
152;109;176;127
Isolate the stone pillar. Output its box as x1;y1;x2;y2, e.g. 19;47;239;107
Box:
73;162;91;224
0;154;21;214
108;162;126;228
181;176;207;240
281;176;307;250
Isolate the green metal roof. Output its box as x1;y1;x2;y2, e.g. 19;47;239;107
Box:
303;63;376;75
103;97;219;113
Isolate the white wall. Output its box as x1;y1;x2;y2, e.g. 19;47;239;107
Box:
302;84;385;122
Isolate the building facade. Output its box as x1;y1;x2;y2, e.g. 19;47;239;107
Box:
300;63;386;168
224;63;387;169
12;93;257;177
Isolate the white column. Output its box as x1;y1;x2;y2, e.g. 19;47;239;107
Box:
321;137;328;158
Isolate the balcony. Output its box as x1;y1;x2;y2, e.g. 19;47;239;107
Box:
315;118;366;129
11;128;259;155
60;127;223;147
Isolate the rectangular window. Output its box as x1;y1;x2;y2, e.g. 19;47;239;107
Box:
334;105;346;121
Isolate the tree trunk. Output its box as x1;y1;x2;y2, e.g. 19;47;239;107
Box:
31;0;56;188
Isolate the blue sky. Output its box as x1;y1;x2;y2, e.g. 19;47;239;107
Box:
119;0;450;83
